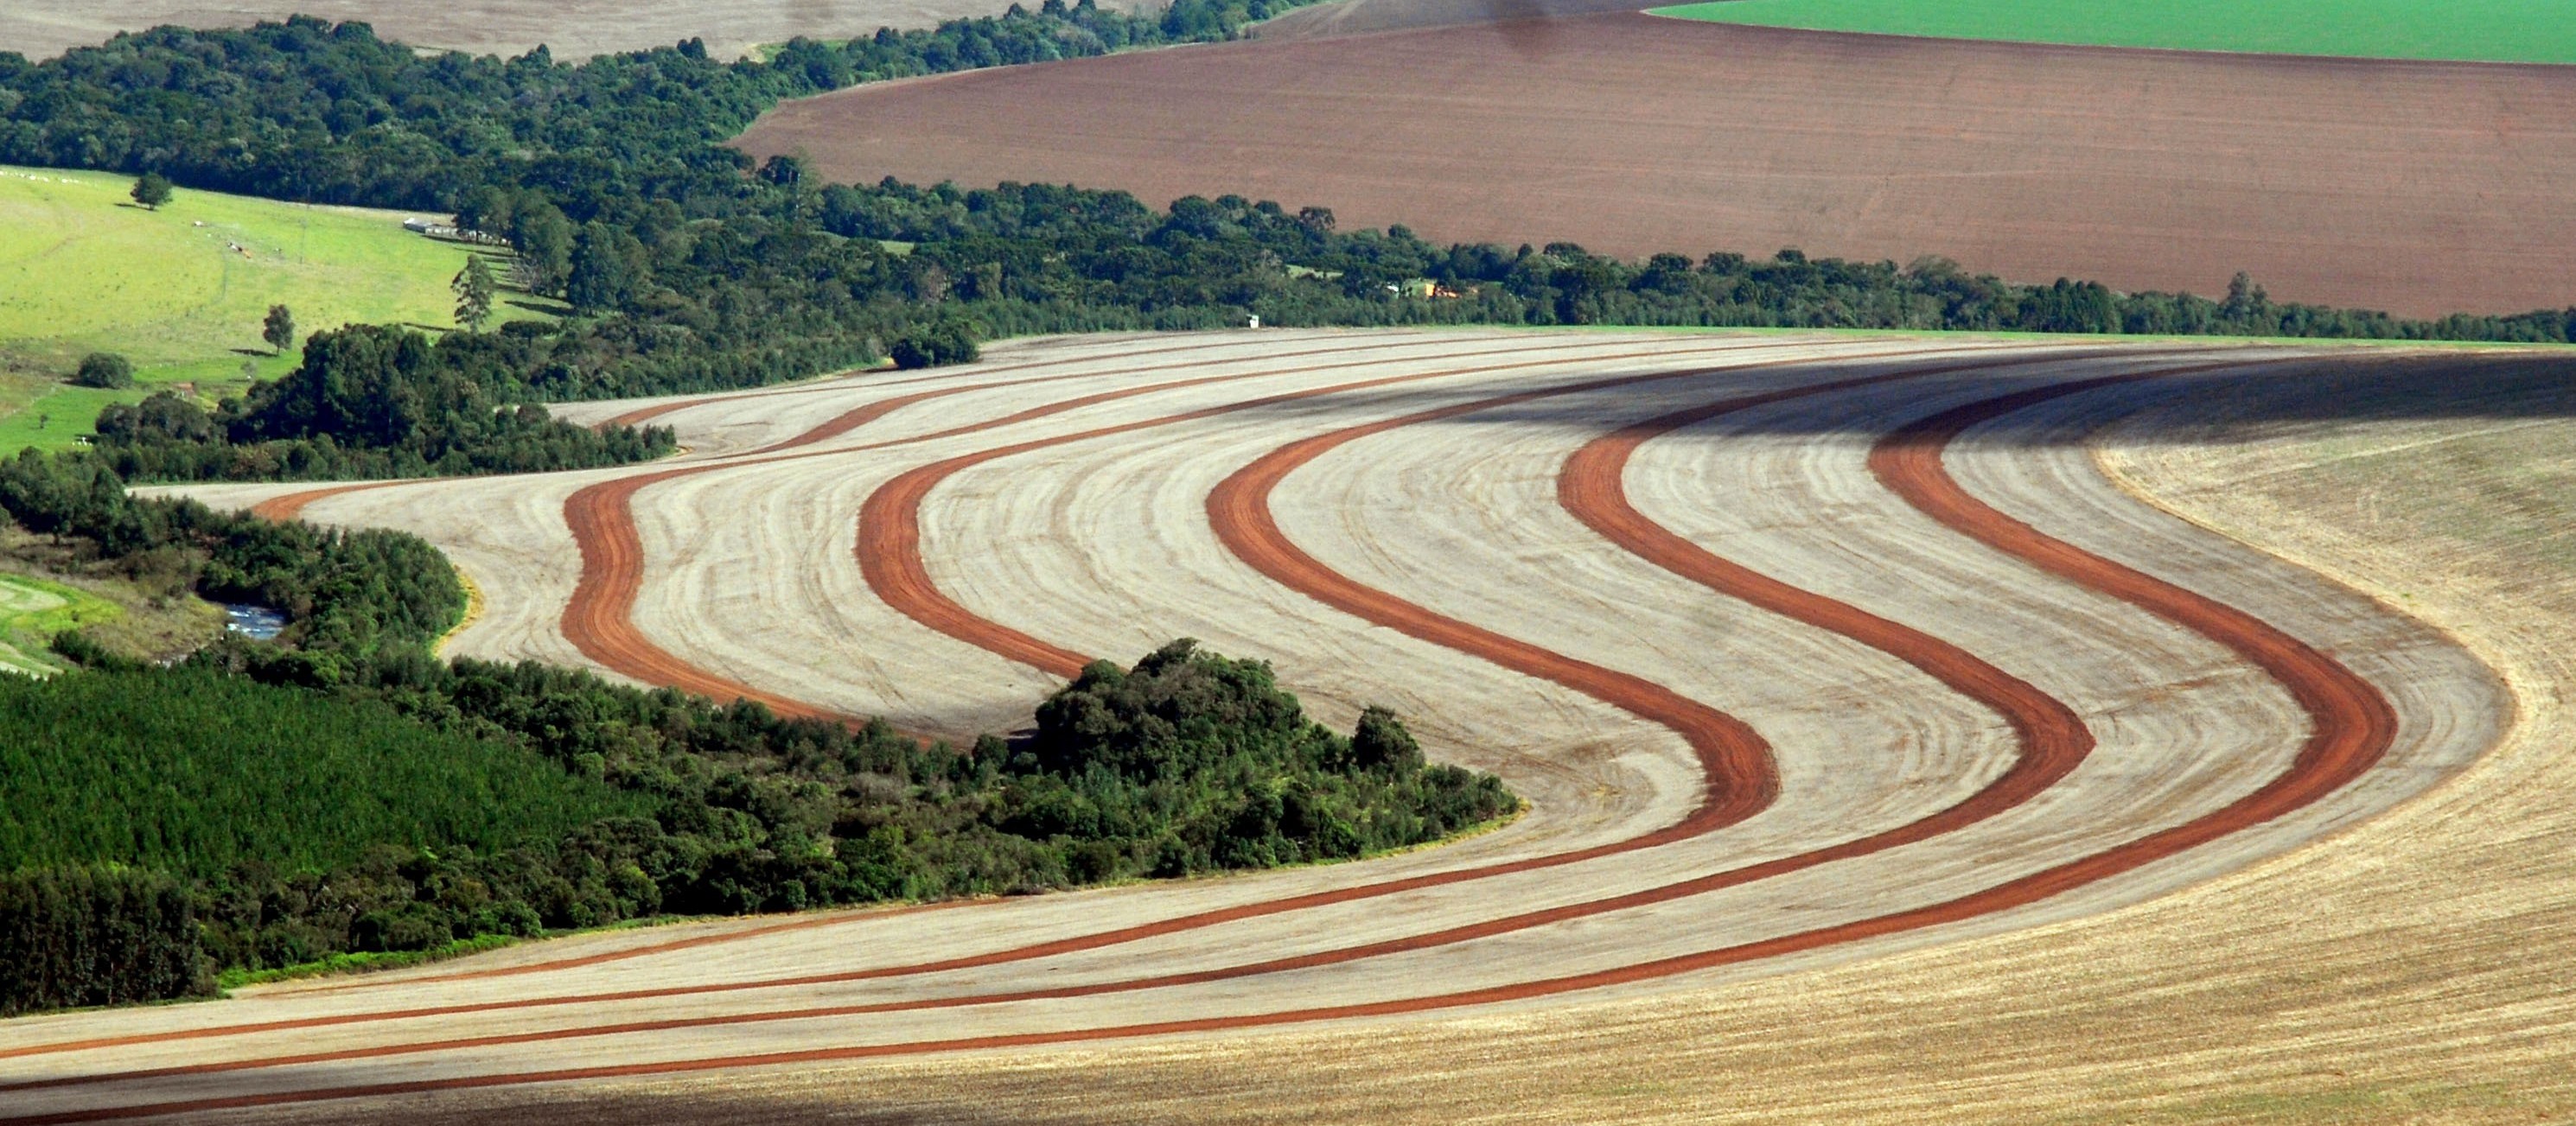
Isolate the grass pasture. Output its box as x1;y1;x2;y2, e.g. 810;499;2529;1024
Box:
1652;0;2576;65
0;571;119;676
0;165;539;454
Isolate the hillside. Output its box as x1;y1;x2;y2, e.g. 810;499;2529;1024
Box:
0;165;536;454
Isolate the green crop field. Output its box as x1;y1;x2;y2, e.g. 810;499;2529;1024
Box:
0;165;545;455
1650;0;2576;65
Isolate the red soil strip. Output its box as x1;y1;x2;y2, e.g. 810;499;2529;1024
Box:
4;349;2151;1092
148;338;1683;1013
558;334;1668;716
3;365;2407;1123
735;14;2576;318
0;340;1823;1077
179;338;1454;1000
1;341;1885;1065
854;340;1892;678
246;481;398;522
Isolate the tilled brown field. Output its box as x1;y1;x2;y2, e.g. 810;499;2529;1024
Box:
0;0;1028;62
10;329;2517;1123
734;15;2576;318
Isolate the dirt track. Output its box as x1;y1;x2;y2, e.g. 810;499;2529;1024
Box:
735;14;2576;318
61;330;2506;1122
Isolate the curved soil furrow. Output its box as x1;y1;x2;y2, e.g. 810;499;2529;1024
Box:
858;340;1952;678
0;365;2412;1124
3;342;1926;1065
247;480;402;522
103;337;1739;1019
565;335;1696;707
4;348;2119;1087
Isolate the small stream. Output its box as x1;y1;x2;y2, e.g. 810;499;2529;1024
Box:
222;603;287;640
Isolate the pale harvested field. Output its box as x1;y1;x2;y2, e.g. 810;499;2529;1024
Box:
27;330;2535;1123
736;16;2576;319
0;0;1035;62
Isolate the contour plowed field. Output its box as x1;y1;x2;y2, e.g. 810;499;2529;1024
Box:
732;15;2576;318
44;330;2503;1122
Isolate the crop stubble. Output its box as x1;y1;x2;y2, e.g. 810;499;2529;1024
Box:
25;332;2509;1122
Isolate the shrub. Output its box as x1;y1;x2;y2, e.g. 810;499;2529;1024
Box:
888;321;982;369
71;353;134;390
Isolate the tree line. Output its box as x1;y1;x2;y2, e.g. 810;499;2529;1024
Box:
90;324;677;482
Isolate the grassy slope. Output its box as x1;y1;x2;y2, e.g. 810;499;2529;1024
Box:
1652;0;2576;64
0;667;647;879
0;165;545;455
0;527;228;667
0;571;122;676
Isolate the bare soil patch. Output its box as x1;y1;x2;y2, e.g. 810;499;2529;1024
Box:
1;0;1029;62
736;15;2576;318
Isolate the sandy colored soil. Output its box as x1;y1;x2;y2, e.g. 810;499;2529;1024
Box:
735;15;2576;318
0;0;1029;62
39;331;2526;1123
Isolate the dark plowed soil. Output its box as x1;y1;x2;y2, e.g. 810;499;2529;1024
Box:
735;15;2576;317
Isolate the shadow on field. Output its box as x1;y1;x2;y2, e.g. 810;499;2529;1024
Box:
1195;348;2576;445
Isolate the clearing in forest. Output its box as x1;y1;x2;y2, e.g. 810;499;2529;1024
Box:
1654;0;2576;65
0;165;536;454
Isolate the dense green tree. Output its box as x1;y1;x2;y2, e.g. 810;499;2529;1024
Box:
262;304;296;354
452;258;496;332
129;172;170;210
510;205;576;296
564;223;640;312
